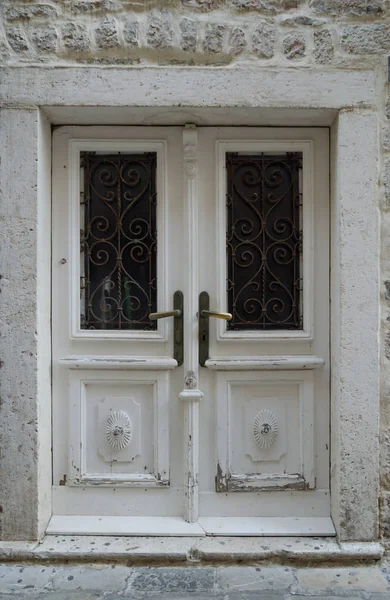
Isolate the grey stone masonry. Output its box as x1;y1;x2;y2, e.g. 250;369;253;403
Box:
203;23;225;53
231;0;302;11
147;9;173;49
180;17;198;52
283;32;306;59
309;0;385;15
384;158;390;205
252;21;276;58
32;27;58;53
123;19;138;47
281;15;325;26
229;27;247;54
62;23;91;52
6;27;29;53
313;28;334;63
5;4;59;21
0;0;388;65
65;0;122;14
95;17;119;49
0;564;389;597
341;25;390;54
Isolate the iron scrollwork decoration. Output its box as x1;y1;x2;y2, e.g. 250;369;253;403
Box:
226;152;303;331
80;152;157;330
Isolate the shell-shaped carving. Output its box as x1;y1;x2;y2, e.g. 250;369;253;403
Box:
253;409;278;449
106;410;132;451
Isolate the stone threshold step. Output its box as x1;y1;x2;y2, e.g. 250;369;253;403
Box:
0;537;383;565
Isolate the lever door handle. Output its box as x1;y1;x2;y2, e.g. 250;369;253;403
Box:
149;309;181;320
198;291;230;367
149;291;183;366
200;310;232;321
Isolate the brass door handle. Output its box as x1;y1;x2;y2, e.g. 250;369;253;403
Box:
200;310;232;321
149;309;181;320
149;291;184;366
198;291;231;367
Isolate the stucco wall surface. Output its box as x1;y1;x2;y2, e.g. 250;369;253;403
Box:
0;0;390;544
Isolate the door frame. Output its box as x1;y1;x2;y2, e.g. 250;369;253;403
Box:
0;65;379;542
48;119;373;538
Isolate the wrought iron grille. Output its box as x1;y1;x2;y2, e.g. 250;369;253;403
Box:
226;152;303;331
80;152;157;330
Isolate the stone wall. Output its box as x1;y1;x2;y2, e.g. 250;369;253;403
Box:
0;0;389;67
1;0;390;542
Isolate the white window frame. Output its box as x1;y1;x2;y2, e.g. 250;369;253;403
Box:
68;139;168;341
216;140;314;341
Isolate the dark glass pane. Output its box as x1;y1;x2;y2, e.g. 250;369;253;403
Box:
80;152;157;331
226;152;302;331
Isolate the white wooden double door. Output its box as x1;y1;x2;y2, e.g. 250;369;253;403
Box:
51;125;333;536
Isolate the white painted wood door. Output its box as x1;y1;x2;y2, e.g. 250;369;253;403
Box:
51;126;207;535
196;127;330;535
51;125;332;536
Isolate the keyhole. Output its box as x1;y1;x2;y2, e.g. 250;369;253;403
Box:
201;331;207;342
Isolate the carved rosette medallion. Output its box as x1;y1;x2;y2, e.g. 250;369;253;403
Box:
253;409;278;449
106;410;132;451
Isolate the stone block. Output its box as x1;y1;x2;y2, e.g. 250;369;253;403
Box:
283;33;306;60
294;567;388;593
51;566;130;592
385;331;390;360
181;0;218;8
384;280;390;302
129;567;215;594
229;27;247;55
147;10;172;49
218;566;294;591
290;597;366;600
6;27;29;53
62;23;91;52
380;428;390;491
231;0;301;11
64;0;121;14
383;126;390;151
5;5;59;21
180;18;198;52
281;15;325;26
0;109;46;541
384;158;390;204
0;565;57;594
252;21;275;58
203;24;225;54
32;27;58;52
0;41;11;61
232;0;261;8
310;0;384;15
123;19;139;47
314;29;334;63
341;25;390;54
95;17;119;49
